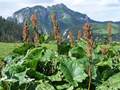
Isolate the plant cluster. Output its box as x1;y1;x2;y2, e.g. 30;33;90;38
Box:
0;37;120;90
0;15;120;90
22;14;40;46
51;14;61;45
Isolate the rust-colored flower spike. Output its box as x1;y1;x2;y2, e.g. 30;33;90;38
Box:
100;47;108;55
107;22;112;43
34;32;39;46
23;22;29;43
31;14;40;46
51;13;61;45
83;23;93;57
68;31;74;48
56;25;62;45
83;22;93;90
51;13;57;26
86;39;93;57
51;13;57;39
31;14;37;29
77;31;81;41
83;23;92;40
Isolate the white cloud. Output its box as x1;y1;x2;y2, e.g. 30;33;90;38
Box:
53;0;120;21
0;0;120;21
100;0;120;6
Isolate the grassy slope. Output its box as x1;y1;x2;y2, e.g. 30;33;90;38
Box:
0;42;22;59
92;23;120;34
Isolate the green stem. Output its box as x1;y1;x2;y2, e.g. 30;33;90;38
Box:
88;57;92;90
88;65;92;90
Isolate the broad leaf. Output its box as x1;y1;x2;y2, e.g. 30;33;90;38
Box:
35;81;55;90
23;47;45;69
14;69;33;85
69;46;86;59
96;58;112;68
96;72;120;90
60;60;87;86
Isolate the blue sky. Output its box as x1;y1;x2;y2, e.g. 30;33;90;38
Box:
0;0;120;21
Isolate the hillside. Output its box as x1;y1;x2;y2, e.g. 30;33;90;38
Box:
13;4;120;41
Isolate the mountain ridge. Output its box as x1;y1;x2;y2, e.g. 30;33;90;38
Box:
12;3;120;41
13;4;95;33
13;3;120;23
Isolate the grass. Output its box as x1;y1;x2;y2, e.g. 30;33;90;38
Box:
0;42;22;60
0;41;57;60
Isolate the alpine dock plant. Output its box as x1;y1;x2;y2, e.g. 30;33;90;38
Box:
31;14;40;46
22;22;29;44
83;22;93;90
107;22;112;43
77;31;81;41
0;13;120;90
51;13;61;45
68;31;74;48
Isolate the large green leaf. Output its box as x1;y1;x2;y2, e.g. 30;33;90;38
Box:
1;63;25;79
23;47;45;60
96;58;113;68
26;69;47;80
14;69;33;85
22;47;45;69
0;86;4;90
56;84;70;90
69;46;86;59
77;39;87;49
41;49;58;62
60;60;87;86
35;81;55;90
96;72;120;90
78;57;97;80
48;71;62;81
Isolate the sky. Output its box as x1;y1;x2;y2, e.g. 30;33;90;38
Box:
0;0;120;21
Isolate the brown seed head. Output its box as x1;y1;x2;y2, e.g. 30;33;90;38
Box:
83;23;93;57
23;22;29;43
78;31;81;41
107;22;112;42
31;14;37;29
51;13;61;44
68;31;74;47
83;23;92;39
100;47;109;55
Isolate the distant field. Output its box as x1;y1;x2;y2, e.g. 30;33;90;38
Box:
0;42;22;59
92;23;120;34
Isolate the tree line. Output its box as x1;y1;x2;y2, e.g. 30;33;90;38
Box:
0;16;22;42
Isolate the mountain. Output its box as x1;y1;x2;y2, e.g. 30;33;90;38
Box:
13;4;94;32
12;4;120;41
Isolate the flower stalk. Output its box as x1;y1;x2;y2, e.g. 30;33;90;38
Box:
31;14;40;46
83;22;93;90
68;31;74;48
107;22;112;43
51;13;61;45
22;22;29;44
77;31;81;41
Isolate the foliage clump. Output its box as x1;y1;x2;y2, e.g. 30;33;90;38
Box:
0;15;120;90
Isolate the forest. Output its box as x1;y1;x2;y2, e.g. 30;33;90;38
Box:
0;16;22;42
